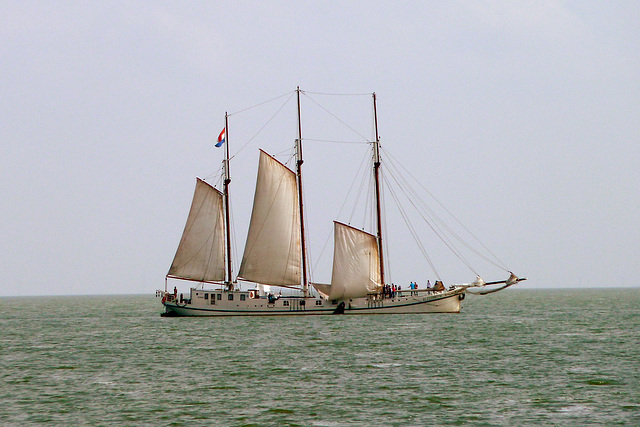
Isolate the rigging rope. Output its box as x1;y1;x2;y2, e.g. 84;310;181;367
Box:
228;91;295;116
378;160;392;284
311;149;370;275
382;173;443;280
229;198;238;283
303;91;372;96
302;92;371;143
381;147;510;273
229;93;295;160
303;138;369;145
384;159;471;264
352;156;373;225
213;89;511;287
383;154;480;275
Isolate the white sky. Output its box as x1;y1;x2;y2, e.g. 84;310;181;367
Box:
1;1;639;296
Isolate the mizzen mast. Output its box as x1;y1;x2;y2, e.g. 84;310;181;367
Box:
372;92;385;288
296;87;310;297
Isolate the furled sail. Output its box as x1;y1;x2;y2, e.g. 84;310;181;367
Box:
472;276;486;287
328;221;382;300
311;282;331;300
238;150;301;286
168;178;226;282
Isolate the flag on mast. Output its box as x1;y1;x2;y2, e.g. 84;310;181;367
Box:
215;128;226;147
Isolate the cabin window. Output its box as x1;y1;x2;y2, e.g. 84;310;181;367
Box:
228;294;234;301
204;293;208;300
211;297;215;305
315;300;322;306
217;294;222;300
240;294;246;301
283;300;289;306
300;300;305;306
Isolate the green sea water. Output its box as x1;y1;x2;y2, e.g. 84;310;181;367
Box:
1;289;639;426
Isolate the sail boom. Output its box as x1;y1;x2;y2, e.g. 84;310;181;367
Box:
166;275;225;286
236;279;303;291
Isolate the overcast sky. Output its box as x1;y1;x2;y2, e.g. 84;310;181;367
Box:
2;1;639;296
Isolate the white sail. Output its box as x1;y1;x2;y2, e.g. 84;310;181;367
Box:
329;221;382;300
168;178;226;282
238;150;301;286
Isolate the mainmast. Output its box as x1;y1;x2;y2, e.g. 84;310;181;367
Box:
223;112;233;290
372;93;385;288
296;87;310;297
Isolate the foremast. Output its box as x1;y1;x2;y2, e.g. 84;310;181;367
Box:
163;114;232;293
223;112;233;290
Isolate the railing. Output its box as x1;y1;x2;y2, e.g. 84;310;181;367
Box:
371;287;453;300
157;291;177;303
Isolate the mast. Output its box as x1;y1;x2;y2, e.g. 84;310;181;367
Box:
296;87;310;297
223;112;233;289
372;92;385;288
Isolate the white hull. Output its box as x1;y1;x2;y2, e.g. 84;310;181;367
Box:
160;287;464;317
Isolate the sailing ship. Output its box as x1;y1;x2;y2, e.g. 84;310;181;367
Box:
158;88;525;316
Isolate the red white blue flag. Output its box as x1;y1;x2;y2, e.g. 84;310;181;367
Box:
215;128;226;147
